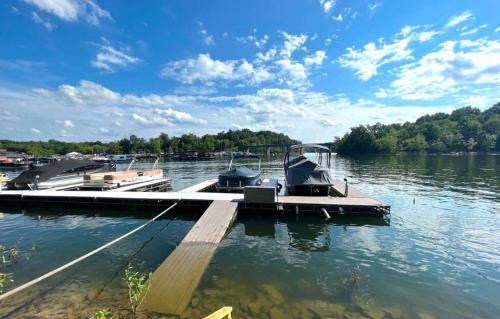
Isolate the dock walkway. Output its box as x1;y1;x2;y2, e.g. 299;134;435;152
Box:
140;200;238;315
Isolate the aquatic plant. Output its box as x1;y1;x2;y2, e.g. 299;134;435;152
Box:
123;264;151;316
91;308;112;319
9;246;18;263
0;272;14;293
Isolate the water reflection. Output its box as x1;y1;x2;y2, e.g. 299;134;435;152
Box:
0;154;498;319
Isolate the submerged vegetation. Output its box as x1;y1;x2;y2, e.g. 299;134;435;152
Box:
123;264;151;316
335;103;500;154
0;129;299;156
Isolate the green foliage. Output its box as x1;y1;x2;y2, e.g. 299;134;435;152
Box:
0;273;14;293
91;308;112;319
0;129;299;155
335;103;500;154
123;264;151;315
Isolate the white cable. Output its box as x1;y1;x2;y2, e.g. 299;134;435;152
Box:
0;202;178;302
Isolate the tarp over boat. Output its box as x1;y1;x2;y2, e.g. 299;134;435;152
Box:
7;159;102;188
219;166;260;179
285;155;334;187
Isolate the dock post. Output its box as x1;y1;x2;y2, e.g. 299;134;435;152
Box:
343;178;348;197
321;208;331;219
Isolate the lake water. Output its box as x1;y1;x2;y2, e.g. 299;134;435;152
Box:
0;154;498;319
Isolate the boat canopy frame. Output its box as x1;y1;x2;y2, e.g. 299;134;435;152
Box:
228;154;261;172
284;144;331;174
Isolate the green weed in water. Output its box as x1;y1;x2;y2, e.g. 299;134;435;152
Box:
0;273;14;293
9;246;18;263
123;264;151;316
91;308;112;319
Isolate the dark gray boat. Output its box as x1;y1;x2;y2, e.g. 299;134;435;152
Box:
7;159;105;190
216;154;262;192
284;144;334;196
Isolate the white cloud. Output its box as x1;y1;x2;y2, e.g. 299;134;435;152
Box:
23;0;111;25
32;11;55;30
30;127;41;134
99;127;109;133
383;38;500;100
368;3;381;11
320;0;335;13
200;29;215;46
495;27;500;33
333;14;343;22
63;119;75;127
318;119;341;127
446;11;473;28
236;33;269;48
275;59;307;87
91;40;140;72
279;32;307;58
304;50;326;66
459;24;488;36
160;53;273;85
338;25;439;80
154;108;208;124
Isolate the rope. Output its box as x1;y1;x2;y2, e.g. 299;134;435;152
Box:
0;202;178;302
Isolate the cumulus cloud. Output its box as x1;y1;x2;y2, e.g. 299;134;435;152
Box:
23;0;111;25
279;32;307;58
381;38;500;100
91;40;140;72
160;53;273;85
30;127;41;134
446;11;473;28
338;25;439;80
304;50;326;66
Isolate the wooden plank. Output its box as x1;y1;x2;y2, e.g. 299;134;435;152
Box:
140;200;238;315
108;178;171;192
183;201;238;243
279;195;386;207
332;179;370;198
140;242;218;315
179;179;218;192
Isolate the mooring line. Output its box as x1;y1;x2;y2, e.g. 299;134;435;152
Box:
90;216;179;301
0;202;178;302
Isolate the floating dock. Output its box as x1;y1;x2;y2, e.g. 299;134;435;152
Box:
0;179;389;215
140;200;238;315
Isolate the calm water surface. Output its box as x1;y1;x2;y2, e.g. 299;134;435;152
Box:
0;154;498;319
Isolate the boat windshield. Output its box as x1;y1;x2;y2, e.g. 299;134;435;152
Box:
228;154;261;171
284;144;331;169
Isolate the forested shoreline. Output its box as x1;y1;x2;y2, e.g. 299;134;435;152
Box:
334;104;499;154
2;104;498;156
0;130;299;156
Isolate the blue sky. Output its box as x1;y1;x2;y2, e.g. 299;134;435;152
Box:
0;0;499;142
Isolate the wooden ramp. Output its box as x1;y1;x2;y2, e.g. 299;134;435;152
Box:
140;200;238;315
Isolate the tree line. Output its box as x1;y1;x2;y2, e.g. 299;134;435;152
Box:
0;129;299;156
334;103;499;154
